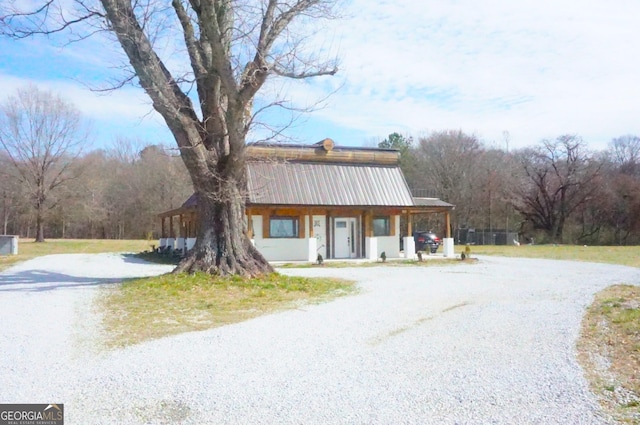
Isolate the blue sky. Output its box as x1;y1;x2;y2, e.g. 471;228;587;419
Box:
2;0;640;151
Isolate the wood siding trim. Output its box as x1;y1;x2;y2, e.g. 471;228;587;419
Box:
299;214;305;239
246;145;400;165
389;215;396;237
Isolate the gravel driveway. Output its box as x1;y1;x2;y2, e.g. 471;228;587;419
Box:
0;253;638;424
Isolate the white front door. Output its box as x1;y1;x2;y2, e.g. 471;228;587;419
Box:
334;217;357;258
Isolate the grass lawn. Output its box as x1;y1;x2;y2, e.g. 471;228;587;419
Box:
578;285;640;423
0;238;152;272
100;272;355;347
456;244;640;268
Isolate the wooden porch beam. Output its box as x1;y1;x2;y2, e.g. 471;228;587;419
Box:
445;211;451;238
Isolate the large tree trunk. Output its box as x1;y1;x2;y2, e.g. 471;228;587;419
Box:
174;179;273;277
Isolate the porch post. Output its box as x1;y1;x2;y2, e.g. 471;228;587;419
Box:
445;211;451;238
307;213;317;262
443;210;455;258
159;216;167;249
404;212;416;259
364;210;378;261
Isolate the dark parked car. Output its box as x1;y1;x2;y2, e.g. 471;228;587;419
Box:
414;231;441;254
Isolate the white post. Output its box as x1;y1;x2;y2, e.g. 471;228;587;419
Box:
307;237;318;263
443;238;455;258
365;237;378;261
403;236;415;260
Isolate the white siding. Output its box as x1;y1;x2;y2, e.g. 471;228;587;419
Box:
252;215;263;239
254;238;309;261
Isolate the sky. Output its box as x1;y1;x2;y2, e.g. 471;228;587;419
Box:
1;0;639;152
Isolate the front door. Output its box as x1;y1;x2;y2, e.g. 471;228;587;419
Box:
334;217;357;258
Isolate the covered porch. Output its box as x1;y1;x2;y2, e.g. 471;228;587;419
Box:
157;200;455;262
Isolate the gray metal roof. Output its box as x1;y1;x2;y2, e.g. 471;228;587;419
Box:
412;197;455;208
247;161;414;206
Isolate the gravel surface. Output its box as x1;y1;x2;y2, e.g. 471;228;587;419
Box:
1;253;638;424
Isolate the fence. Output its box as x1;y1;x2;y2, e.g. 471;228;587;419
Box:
455;228;519;246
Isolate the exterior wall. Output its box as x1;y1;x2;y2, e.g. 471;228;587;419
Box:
254;238;310;261
251;215;263;239
377;236;400;258
312;215;327;259
252;214;319;262
376;214;401;258
365;237;378;261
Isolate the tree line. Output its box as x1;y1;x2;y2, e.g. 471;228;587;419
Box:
0;140;192;241
382;131;640;245
2;87;639;245
0;87;192;240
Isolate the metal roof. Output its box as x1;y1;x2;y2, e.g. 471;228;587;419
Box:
412;197;455;208
247;161;415;206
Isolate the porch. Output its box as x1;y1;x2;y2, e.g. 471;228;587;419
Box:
157;201;455;262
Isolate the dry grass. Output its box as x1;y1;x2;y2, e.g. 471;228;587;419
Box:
0;238;152;272
457;244;640;268
99;272;356;347
578;285;640;423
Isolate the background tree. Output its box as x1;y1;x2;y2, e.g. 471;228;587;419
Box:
378;132;417;182
0;85;87;242
512;135;601;243
608;134;640;177
3;0;338;276
411;130;485;230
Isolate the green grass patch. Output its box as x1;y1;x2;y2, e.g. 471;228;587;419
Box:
578;284;640;423
0;239;152;272
99;272;356;347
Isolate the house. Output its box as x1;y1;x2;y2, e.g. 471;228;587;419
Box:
157;139;455;262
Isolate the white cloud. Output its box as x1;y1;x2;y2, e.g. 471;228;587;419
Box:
0;73;159;123
289;0;640;149
3;0;639;151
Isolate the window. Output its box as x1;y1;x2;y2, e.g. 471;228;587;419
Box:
373;216;390;236
269;216;299;238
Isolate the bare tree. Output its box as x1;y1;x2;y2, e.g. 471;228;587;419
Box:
2;0;338;276
512;135;601;243
607;134;640;177
413;130;485;228
0;86;86;242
